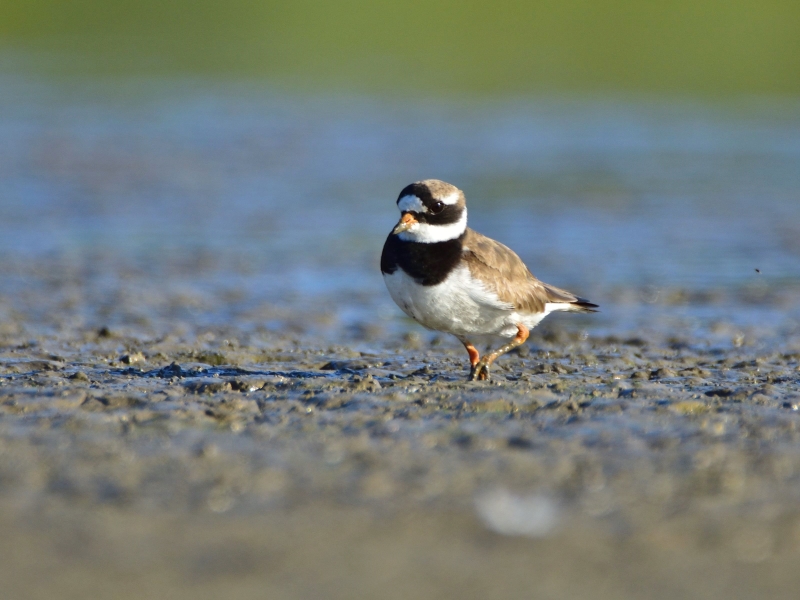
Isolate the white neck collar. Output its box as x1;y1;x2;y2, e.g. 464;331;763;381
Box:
397;209;467;244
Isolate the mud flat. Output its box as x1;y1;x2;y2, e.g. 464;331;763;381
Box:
2;85;800;597
0;257;799;600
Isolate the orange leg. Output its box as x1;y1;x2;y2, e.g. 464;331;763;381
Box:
462;341;481;368
469;324;530;381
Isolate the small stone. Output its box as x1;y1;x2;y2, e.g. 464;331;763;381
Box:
650;367;677;379
321;359;377;371
120;352;145;365
351;374;381;392
230;378;266;392
410;365;433;376
681;367;712;378
183;378;231;394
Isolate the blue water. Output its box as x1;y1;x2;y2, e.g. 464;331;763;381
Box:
1;76;799;343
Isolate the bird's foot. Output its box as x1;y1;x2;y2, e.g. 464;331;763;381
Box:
468;362;490;381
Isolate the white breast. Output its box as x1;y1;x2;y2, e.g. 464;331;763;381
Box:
383;265;539;339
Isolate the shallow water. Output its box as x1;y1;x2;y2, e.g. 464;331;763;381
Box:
2;78;800;598
3;79;800;337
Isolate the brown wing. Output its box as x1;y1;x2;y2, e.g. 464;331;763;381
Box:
461;228;597;313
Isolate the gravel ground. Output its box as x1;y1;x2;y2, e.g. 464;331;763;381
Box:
2;258;800;599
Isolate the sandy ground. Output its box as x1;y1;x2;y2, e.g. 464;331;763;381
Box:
2;257;800;599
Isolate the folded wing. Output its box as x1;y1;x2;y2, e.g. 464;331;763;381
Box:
461;228;598;314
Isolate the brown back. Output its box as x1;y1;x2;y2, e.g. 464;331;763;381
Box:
461;228;584;313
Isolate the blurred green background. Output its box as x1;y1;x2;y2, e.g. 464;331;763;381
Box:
2;0;799;95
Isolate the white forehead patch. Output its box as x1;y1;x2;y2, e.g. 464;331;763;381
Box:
397;195;428;214
440;190;461;205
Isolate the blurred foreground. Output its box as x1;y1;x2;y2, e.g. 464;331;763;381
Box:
1;257;800;599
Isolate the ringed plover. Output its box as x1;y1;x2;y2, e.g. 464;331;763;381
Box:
381;179;597;381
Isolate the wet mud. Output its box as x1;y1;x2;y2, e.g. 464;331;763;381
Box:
2;259;800;599
2;83;800;598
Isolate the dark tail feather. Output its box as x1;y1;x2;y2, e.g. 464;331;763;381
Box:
543;283;599;313
572;297;599;313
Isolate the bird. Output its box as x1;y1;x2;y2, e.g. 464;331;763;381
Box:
380;179;597;381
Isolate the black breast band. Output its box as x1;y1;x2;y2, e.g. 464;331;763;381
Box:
381;233;464;286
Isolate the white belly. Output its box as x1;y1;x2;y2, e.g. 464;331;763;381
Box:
383;265;548;339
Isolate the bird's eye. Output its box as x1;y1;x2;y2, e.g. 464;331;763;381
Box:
431;201;445;214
